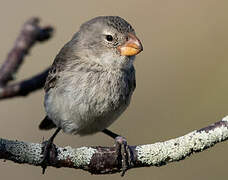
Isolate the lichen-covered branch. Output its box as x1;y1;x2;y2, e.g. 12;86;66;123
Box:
0;17;53;86
1;116;228;175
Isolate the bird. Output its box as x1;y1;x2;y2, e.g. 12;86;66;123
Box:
39;16;143;175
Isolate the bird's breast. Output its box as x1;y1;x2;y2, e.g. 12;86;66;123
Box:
88;69;135;110
45;66;136;135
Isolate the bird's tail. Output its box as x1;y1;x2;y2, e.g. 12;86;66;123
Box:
39;116;56;130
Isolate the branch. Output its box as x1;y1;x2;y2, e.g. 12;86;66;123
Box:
0;17;53;86
0;68;49;99
1;116;228;175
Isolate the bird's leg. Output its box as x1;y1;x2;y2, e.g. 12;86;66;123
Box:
41;127;61;174
102;129;132;176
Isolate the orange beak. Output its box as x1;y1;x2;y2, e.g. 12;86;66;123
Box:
117;33;143;56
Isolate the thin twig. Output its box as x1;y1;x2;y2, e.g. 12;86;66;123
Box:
0;17;53;86
0;68;49;99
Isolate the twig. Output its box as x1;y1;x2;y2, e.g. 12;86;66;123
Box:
0;17;53;86
1;116;228;175
0;68;49;99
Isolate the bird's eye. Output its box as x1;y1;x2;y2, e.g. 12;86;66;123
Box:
106;35;113;42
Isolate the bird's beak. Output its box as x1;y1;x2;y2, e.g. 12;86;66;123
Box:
117;33;143;56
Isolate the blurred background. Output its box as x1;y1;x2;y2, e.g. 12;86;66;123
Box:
0;0;228;179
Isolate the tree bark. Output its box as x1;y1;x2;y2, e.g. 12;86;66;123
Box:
1;116;228;175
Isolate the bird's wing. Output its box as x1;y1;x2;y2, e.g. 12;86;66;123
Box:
44;40;74;92
44;56;66;92
42;42;74;130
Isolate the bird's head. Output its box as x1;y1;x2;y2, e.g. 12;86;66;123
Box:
72;16;143;69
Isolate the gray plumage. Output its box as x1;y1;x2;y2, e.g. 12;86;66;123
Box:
41;16;142;136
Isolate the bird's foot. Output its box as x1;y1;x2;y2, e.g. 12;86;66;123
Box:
115;136;132;176
40;139;58;174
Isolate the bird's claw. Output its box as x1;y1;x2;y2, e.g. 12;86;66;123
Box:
40;139;58;174
115;136;132;177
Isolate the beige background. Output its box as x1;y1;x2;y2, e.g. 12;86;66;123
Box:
0;0;228;179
